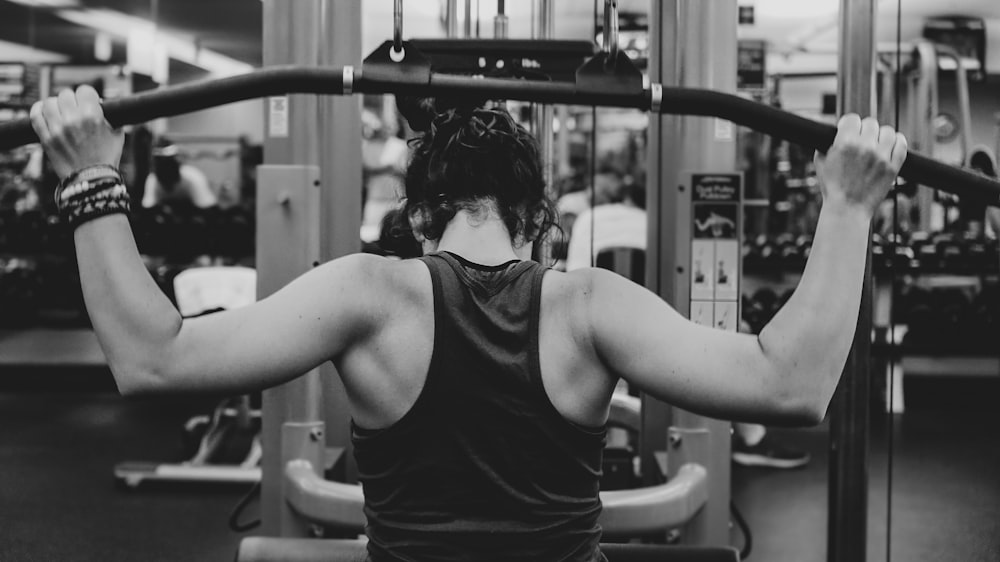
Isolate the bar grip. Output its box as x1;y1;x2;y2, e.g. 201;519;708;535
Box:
0;65;997;205
0;66;345;151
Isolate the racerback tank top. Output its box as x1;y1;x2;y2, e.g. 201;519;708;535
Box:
351;251;608;562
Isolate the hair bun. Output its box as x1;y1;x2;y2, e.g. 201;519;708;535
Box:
395;97;436;132
396;96;487;133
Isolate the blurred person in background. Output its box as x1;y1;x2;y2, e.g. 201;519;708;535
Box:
142;137;217;209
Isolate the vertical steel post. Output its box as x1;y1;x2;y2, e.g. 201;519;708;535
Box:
260;0;361;536
532;0;555;265
317;0;363;485
494;0;508;39
464;0;473;37
446;0;460;38
646;0;736;544
828;0;875;560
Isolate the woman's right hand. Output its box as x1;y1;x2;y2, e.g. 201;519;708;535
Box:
814;114;908;216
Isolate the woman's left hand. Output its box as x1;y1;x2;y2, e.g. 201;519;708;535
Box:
30;85;124;180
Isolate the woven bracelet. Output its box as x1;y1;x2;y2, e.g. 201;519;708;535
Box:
61;183;132;228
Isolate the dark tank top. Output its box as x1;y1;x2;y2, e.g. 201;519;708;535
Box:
351;251;608;562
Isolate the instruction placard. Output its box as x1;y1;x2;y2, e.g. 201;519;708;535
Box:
690;173;743;333
738;39;766;91
269;96;289;138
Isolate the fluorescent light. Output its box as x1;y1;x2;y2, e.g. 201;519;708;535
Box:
751;0;839;20
60;9;253;76
5;0;80;7
4;1;252;77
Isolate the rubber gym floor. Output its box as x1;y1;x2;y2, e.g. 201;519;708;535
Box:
1;367;997;562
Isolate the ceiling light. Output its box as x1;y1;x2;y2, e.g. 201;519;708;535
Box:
4;0;80;8
5;1;251;77
58;8;252;76
750;0;839;20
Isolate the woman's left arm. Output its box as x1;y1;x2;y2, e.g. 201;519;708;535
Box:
31;86;379;396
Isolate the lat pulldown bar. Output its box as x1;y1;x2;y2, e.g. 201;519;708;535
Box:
1;58;998;205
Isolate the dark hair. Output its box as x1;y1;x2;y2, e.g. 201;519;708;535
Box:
969;149;997;178
378;208;423;259
399;98;557;244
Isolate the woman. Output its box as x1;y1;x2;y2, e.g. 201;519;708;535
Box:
31;86;905;562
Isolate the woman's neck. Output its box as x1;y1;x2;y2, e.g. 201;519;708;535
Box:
431;209;531;265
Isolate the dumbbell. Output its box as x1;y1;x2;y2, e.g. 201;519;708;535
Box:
758;236;781;272
742;236;765;273
892;240;918;271
871;234;888;273
741;292;766;334
772;233;793;271
749;287;782;333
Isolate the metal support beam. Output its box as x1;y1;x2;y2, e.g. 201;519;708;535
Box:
828;0;875;560
647;0;736;545
446;0;460;38
464;0;473;37
532;0;555;265
260;0;361;536
317;0;363;486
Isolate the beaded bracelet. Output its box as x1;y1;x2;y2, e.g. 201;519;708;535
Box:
57;165;132;228
57;176;123;210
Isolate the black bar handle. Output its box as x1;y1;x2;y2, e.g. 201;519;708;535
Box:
0;65;997;206
661;88;1000;206
0;66;346;150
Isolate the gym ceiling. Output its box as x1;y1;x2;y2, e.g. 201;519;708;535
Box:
0;0;997;78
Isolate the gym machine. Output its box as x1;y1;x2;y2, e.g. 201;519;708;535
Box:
113;266;262;488
903;39;976;232
4;0;999;560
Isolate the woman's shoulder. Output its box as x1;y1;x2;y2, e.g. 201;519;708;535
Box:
368;255;434;303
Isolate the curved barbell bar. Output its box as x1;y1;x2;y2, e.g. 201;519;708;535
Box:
1;64;998;206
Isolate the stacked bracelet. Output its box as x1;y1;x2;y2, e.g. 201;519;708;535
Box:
58;176;122;208
56;165;131;228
